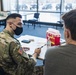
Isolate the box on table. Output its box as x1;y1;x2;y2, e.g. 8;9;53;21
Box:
46;28;61;46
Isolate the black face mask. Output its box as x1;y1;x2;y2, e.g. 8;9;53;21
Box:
14;27;23;35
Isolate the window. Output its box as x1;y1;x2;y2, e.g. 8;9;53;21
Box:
2;0;76;23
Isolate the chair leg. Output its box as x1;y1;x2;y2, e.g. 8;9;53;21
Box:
34;24;35;29
32;23;35;29
28;23;29;28
39;24;41;28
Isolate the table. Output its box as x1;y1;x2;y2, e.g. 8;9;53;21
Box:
17;35;47;60
17;35;66;60
23;20;63;29
0;17;6;20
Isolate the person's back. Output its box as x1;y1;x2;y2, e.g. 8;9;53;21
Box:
45;44;76;75
44;9;76;75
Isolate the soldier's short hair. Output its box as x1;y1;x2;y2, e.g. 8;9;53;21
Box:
5;13;22;28
6;13;22;21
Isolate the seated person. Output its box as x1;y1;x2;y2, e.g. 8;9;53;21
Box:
44;9;76;75
0;13;43;75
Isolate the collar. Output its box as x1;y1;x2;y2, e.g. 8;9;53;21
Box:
3;29;14;38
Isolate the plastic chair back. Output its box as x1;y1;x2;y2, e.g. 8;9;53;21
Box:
34;13;40;19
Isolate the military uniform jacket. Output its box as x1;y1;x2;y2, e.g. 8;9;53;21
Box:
0;29;36;75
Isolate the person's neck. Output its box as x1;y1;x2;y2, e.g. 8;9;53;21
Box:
66;39;76;45
5;27;14;35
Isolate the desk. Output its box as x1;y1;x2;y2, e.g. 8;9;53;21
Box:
0;17;6;20
17;35;47;60
23;20;63;29
17;35;66;60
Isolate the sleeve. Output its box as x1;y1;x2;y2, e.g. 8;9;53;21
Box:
9;41;36;69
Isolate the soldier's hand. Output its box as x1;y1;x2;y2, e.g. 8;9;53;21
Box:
32;48;41;58
34;48;41;56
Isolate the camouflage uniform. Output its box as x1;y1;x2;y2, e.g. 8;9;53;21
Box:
0;29;43;75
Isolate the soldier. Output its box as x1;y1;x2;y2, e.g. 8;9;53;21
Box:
0;13;43;75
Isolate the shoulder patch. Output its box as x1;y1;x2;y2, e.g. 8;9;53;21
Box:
18;47;23;55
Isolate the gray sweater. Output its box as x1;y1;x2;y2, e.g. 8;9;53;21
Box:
44;44;76;75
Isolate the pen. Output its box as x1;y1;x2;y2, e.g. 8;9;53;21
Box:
40;44;47;48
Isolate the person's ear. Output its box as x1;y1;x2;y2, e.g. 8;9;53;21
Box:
9;22;13;27
65;29;70;38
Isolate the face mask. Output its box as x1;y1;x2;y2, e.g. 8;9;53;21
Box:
14;27;23;35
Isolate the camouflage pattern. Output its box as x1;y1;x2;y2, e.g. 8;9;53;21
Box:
33;65;44;75
0;29;43;75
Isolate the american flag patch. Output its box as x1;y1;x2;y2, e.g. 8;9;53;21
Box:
18;47;23;55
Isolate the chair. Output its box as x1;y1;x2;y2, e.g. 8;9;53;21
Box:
0;19;6;26
28;13;40;29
